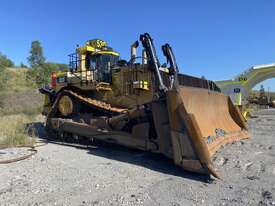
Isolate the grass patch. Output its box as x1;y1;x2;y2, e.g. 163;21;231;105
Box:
0;115;36;148
0;90;42;116
0;67;43;148
1;68;36;94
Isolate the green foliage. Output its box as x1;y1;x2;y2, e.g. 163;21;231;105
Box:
46;62;69;71
0;66;11;90
20;62;28;68
27;40;46;68
26;62;68;87
0;52;14;90
2;40;68;89
0;69;42;148
0;114;35;147
0;52;14;68
26;40;68;87
0;89;42;116
0;68;36;97
26;66;49;87
259;84;266;98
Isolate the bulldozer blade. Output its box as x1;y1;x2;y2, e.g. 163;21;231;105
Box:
166;86;250;178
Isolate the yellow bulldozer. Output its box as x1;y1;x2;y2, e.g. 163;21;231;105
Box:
40;33;249;179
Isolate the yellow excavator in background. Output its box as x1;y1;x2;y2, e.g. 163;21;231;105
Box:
40;33;249;179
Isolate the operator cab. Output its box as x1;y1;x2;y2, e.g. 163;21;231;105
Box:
86;52;119;82
69;39;119;83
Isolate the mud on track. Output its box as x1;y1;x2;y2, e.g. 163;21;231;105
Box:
0;109;275;206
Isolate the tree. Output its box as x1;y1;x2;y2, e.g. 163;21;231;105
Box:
0;65;10;90
259;84;265;98
0;52;13;90
26;40;69;87
20;62;28;68
45;62;69;71
26;61;69;87
27;41;46;68
0;52;14;68
26;40;47;87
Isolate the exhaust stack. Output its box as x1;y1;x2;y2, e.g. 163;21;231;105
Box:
142;49;147;64
131;41;139;63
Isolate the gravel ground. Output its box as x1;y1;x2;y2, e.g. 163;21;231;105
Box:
0;148;34;162
0;109;275;206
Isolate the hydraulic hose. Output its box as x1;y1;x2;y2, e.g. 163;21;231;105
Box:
0;141;47;164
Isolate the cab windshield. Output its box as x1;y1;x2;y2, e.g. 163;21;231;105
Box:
86;54;119;82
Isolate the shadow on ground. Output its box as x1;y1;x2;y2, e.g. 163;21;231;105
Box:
26;121;210;183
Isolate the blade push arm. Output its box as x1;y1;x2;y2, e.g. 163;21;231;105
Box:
162;43;179;89
140;33;167;92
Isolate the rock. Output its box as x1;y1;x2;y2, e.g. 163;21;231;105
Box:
235;141;245;146
262;191;272;200
253;143;264;149
243;162;253;171
40;157;46;162
260;163;266;173
235;160;242;168
217;157;228;166
135;198;143;204
258;200;265;206
92;200;99;205
14;175;21;180
247;176;260;180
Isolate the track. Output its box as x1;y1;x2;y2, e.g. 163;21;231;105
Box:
46;89;128;127
58;90;128;114
45;90;130;143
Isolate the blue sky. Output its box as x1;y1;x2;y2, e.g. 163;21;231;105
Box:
1;0;275;90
